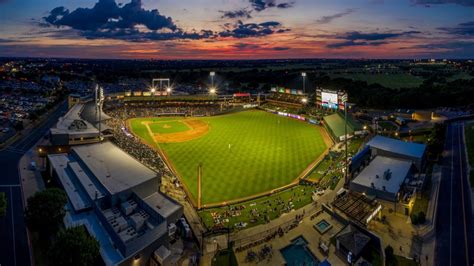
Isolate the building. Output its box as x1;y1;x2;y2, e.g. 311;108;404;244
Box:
47;141;183;265
365;135;426;170
335;224;371;264
323;112;362;142
349;156;413;202
50;100;110;145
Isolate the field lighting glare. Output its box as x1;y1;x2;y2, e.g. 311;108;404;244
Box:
301;72;307;77
166;87;172;93
301;98;308;103
150;87;156;93
210;71;215;77
209;88;216;94
363;125;367;130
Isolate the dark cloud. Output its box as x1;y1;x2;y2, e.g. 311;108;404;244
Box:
342;30;420;41
272;46;290;50
219;20;290;38
249;0;294;12
411;0;474;6
42;0;205;41
44;0;176;31
232;43;261;49
438;21;474;36
316;9;355;24
42;0;291;42
327;30;419;48
400;41;474;58
327;40;388;48
220;9;252;19
231;43;291;51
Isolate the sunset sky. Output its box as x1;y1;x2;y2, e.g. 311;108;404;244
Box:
0;0;473;59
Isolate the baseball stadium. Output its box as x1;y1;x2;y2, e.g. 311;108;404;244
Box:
99;85;364;232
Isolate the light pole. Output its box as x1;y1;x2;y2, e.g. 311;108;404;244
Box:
210;71;215;89
301;72;306;94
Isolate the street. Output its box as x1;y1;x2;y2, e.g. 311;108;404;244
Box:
435;122;474;266
0;101;67;266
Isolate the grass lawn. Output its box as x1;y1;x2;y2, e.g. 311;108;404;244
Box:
465;122;474;165
129;110;327;204
386;255;417;266
465;122;474;188
148;120;190;134
330;73;424;89
212;249;238;266
199;184;314;230
0;192;6;217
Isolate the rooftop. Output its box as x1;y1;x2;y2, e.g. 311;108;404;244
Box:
50;103;99;135
72;142;157;195
351;156;412;195
142;192;182;220
336;224;371;257
366;135;426;159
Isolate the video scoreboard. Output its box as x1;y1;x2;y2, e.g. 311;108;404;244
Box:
315;88;348;110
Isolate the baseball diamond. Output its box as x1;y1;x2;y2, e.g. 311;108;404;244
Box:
128;110;329;205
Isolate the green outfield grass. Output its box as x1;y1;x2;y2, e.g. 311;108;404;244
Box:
129;110;327;204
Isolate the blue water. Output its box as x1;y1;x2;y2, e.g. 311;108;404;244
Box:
281;236;320;266
316;220;330;231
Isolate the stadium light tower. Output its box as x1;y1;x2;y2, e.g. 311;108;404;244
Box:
210;71;215;88
301;72;307;94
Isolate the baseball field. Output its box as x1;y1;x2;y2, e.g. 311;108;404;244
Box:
128;110;329;205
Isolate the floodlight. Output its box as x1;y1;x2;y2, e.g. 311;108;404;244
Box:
363;125;367;130
301;72;307;77
210;71;215;77
150;87;156;93
209;88;216;94
166;87;172;93
301;98;308;103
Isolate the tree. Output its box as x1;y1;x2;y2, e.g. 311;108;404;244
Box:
49;226;100;266
385;245;394;262
25;188;67;235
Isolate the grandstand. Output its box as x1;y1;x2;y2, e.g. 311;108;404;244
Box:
323;112;362;142
266;92;306;107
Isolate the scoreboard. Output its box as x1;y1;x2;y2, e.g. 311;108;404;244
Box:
316;88;348;110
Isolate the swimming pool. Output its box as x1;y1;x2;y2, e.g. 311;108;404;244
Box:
314;219;333;234
280;236;320;266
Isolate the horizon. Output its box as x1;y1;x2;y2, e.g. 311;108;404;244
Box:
0;0;473;59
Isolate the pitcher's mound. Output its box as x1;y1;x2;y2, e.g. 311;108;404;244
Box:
154;119;209;143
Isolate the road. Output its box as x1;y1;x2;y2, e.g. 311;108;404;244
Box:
435;122;474;266
0;101;67;266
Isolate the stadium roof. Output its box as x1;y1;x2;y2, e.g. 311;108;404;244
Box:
72;142;157;195
351;156;412;195
366;135;426;159
323;112;358;138
50;103;99;135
